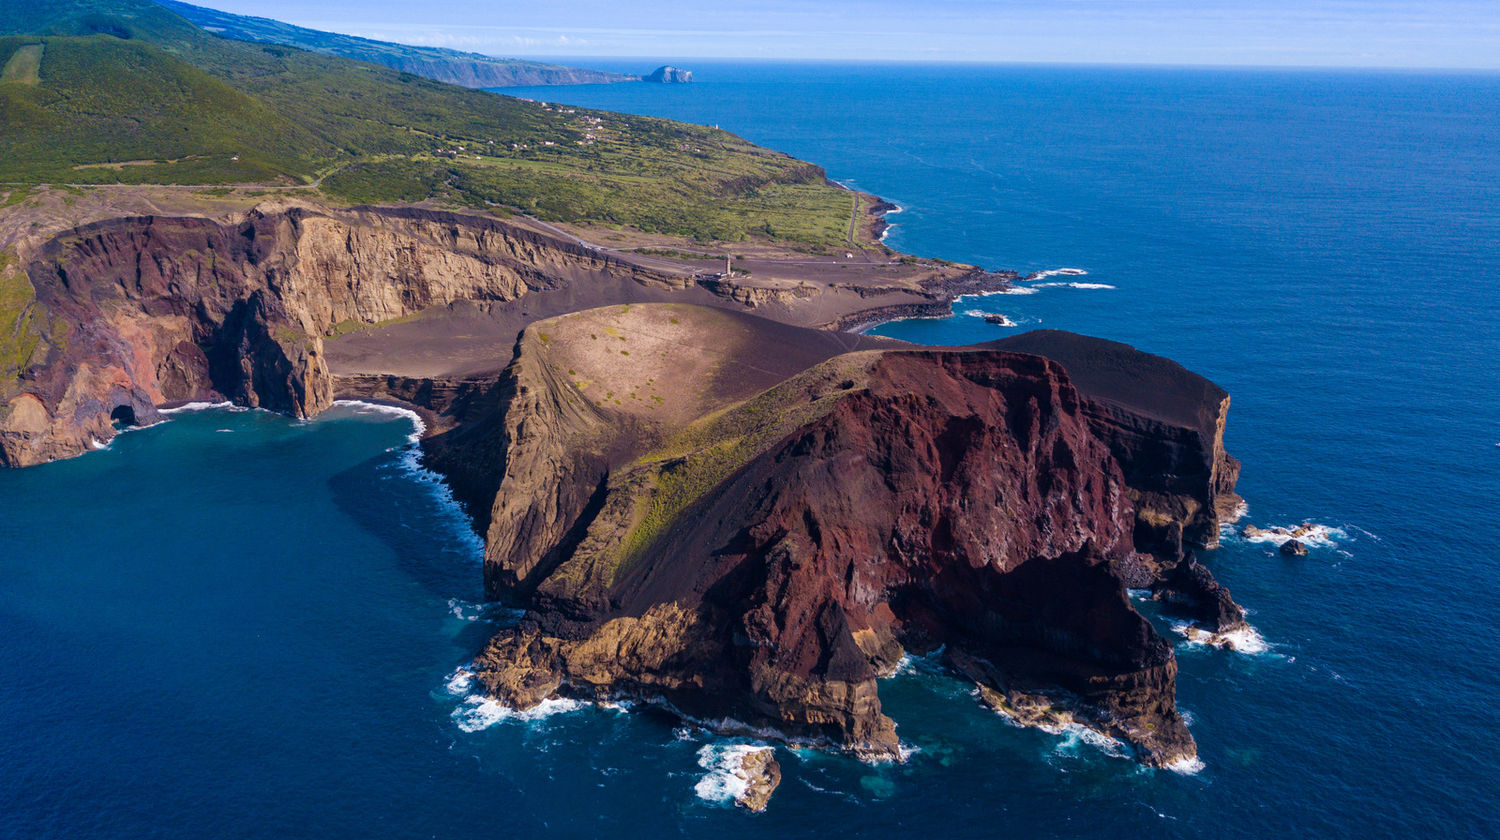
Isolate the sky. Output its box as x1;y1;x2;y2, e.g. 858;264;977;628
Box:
190;0;1500;69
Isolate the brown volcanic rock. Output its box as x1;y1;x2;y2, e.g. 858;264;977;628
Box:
1;202;989;467
464;310;1220;767
2;188;1246;770
3;205;600;465
987;330;1242;551
987;329;1246;632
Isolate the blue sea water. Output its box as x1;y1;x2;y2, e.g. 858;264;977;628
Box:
4;63;1499;838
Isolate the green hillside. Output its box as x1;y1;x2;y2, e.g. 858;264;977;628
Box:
157;0;639;88
0;35;324;183
0;1;857;247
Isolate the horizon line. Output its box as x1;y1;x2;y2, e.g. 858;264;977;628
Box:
489;54;1500;74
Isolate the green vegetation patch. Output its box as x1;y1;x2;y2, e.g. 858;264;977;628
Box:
0;35;323;183
1;43;42;83
0;0;863;247
323;309;431;339
0;250;47;377
613;354;877;581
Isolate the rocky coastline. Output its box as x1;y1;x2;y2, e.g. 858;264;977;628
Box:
1;196;1248;807
0;202;993;467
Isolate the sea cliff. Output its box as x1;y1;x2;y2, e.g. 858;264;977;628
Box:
0;198;1245;782
0;203;992;466
426;304;1243;768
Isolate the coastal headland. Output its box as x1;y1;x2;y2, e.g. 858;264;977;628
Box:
0;185;1246;781
0;0;1249;808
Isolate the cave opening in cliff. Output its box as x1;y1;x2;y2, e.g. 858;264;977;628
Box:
110;405;138;428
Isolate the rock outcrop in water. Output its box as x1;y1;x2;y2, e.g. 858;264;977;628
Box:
645;65;693;83
431;304;1243;769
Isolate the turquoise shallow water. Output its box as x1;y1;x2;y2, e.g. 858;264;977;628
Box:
4;64;1499;837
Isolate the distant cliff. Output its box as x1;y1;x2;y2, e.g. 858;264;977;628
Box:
157;0;640;88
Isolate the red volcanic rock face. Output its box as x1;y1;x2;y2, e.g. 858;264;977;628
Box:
474;348;1207;765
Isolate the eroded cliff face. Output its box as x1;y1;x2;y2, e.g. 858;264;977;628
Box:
456;307;1240;768
1;196;1248;776
988;331;1247;632
0;206;683;467
0;202;992;468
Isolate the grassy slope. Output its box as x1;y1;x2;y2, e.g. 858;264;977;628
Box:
0;1;856;247
613;353;876;580
0;35;325;183
0;249;52;378
0;43;41;82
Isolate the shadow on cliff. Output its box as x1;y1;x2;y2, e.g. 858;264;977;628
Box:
326;446;493;613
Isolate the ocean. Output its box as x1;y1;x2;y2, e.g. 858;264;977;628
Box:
3;62;1498;838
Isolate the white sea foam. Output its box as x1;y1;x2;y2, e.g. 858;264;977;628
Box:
962;309;1018;326
446;597;515;623
886;655;918;677
1032;281;1117;290
443;667;475;696
1239;522;1348;549
998;286;1039;295
1166;756;1206;775
158;400;242;415
693;744;766;806
1023;267;1089;281
1172;621;1272;655
451;694;588;732
89;438;108;450
335;400;486;559
982;695;1130;761
1051;724;1128;759
332;399;425;445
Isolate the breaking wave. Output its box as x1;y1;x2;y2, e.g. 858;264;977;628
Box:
1032;281;1117;290
1047;723;1129;759
1023;267;1089;281
445;598;521;624
1167;756;1206;775
1238;522;1349;549
450;695;589;733
333;400;485;559
693;744;765;806
1172;621;1272;655
159;400;246;415
962;309;1017;326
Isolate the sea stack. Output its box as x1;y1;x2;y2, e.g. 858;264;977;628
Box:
645;65;693;83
